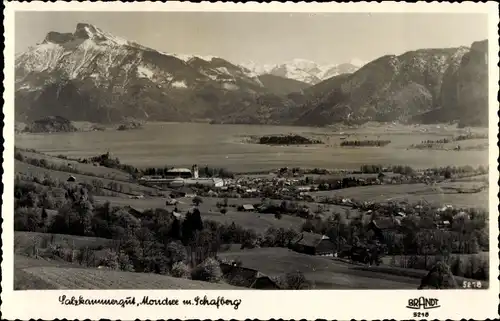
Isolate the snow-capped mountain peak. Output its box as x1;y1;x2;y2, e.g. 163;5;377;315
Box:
241;59;365;85
15;23;272;123
171;53;218;63
287;58;319;71
42;22;131;48
348;58;366;68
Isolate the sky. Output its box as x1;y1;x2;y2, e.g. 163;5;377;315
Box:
15;12;488;66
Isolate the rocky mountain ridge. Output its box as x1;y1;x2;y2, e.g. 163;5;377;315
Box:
15;23;489;127
293;43;489;127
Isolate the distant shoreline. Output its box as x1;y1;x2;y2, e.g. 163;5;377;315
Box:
16;119;490;133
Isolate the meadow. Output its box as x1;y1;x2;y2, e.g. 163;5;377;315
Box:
93;196;305;234
15;255;240;290
15;160;161;196
218;247;420;289
310;183;489;209
18;150;132;181
218;247;488;290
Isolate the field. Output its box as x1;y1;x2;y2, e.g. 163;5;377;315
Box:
15;122;488;172
218;247;489;290
18;150;132;181
93;195;365;233
93;196;305;233
15;160;161;196
219;247;418;289
310;183;489;209
14;255;241;290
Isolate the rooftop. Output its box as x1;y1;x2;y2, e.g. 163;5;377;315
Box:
292;232;331;248
167;168;192;173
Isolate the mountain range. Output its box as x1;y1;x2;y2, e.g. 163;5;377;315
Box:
241;58;365;85
15;23;489;127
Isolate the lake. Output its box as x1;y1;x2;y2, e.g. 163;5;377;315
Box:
15;122;489;172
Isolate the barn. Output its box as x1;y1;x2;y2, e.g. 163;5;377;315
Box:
290;232;335;256
220;263;281;289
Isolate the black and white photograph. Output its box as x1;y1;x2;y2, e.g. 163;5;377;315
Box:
2;2;499;320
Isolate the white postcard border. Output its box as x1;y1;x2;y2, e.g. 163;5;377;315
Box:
2;2;499;320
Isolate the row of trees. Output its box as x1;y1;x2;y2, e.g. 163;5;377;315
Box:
340;140;391;147
358;163;487;178
259;135;322;145
297;208;488;280
454;133;487;141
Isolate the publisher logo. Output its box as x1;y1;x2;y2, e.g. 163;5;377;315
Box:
406;297;440;310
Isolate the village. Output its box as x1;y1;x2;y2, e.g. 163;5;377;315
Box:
101;161;489;289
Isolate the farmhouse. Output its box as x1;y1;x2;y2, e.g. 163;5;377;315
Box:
290;232;335;256
240;204;255;212
220;263;280;289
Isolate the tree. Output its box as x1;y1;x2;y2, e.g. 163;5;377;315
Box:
74;197;93;236
192;196;203;207
418;261;458;289
166;241;188;266
191;257;222;283
135;227;156;258
171;262;190;278
181;209;204;245
168;218;182;240
190;208;203;231
283;271;308;289
14;207;41;232
117;251;135;272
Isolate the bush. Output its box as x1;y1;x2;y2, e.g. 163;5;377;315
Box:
171;262;191;279
15;150;24;161
274;213;282;220
41;243;75;262
275;271;309;289
220;208;227;214
98;249;119;270
191;257;223;283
